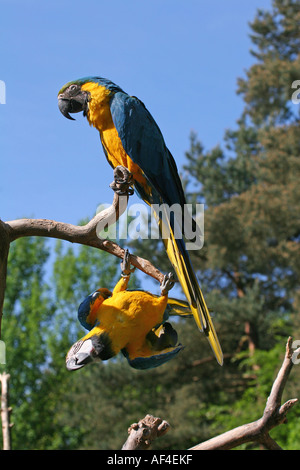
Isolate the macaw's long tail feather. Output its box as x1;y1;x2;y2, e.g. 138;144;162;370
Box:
156;210;223;366
167;234;223;365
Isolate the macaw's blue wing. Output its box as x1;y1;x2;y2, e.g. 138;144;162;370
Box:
78;293;97;330
123;346;183;370
77;288;112;330
109;92;186;207
122;322;184;370
110;91;223;367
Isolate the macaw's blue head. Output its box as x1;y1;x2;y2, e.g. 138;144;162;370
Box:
57;76;124;120
65;287;114;371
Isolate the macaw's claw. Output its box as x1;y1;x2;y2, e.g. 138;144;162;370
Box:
121;249;136;276
110;165;134;196
160;272;175;296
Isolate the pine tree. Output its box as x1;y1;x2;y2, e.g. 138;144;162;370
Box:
184;0;300;355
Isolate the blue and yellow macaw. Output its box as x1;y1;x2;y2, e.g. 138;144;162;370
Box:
66;254;190;370
58;77;223;365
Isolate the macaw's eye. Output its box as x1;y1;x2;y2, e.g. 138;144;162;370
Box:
68;84;80;96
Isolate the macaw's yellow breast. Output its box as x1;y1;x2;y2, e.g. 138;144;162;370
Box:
82;82;148;189
91;291;168;354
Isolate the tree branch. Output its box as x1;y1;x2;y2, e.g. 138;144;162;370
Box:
0;170;165;339
3;192;164;283
190;337;299;450
0;221;10;340
122;414;170;450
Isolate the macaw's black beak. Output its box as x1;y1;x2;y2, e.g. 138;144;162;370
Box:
66;338;95;371
58;85;90;121
58;97;75;120
66;332;114;371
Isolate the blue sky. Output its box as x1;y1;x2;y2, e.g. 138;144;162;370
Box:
1;0;273;228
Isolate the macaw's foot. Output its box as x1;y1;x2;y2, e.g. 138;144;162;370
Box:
121;249;136;277
110;166;134;196
160;272;175;296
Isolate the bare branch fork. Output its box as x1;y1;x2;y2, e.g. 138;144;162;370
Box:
123;337;299;450
0;167;164;338
190;337;299;450
122;415;170;450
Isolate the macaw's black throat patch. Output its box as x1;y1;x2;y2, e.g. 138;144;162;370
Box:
91;332;115;361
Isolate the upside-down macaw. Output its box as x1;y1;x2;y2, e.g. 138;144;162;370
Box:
58;76;223;365
66;265;190;370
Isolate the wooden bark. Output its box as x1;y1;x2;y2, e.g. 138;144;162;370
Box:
0;222;9;340
122;414;170;450
0;372;12;450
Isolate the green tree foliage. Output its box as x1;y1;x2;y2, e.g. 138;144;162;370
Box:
1;238;54;446
0;237;123;449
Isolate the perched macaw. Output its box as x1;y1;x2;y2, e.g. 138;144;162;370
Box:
58;77;223;365
66;263;190;370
